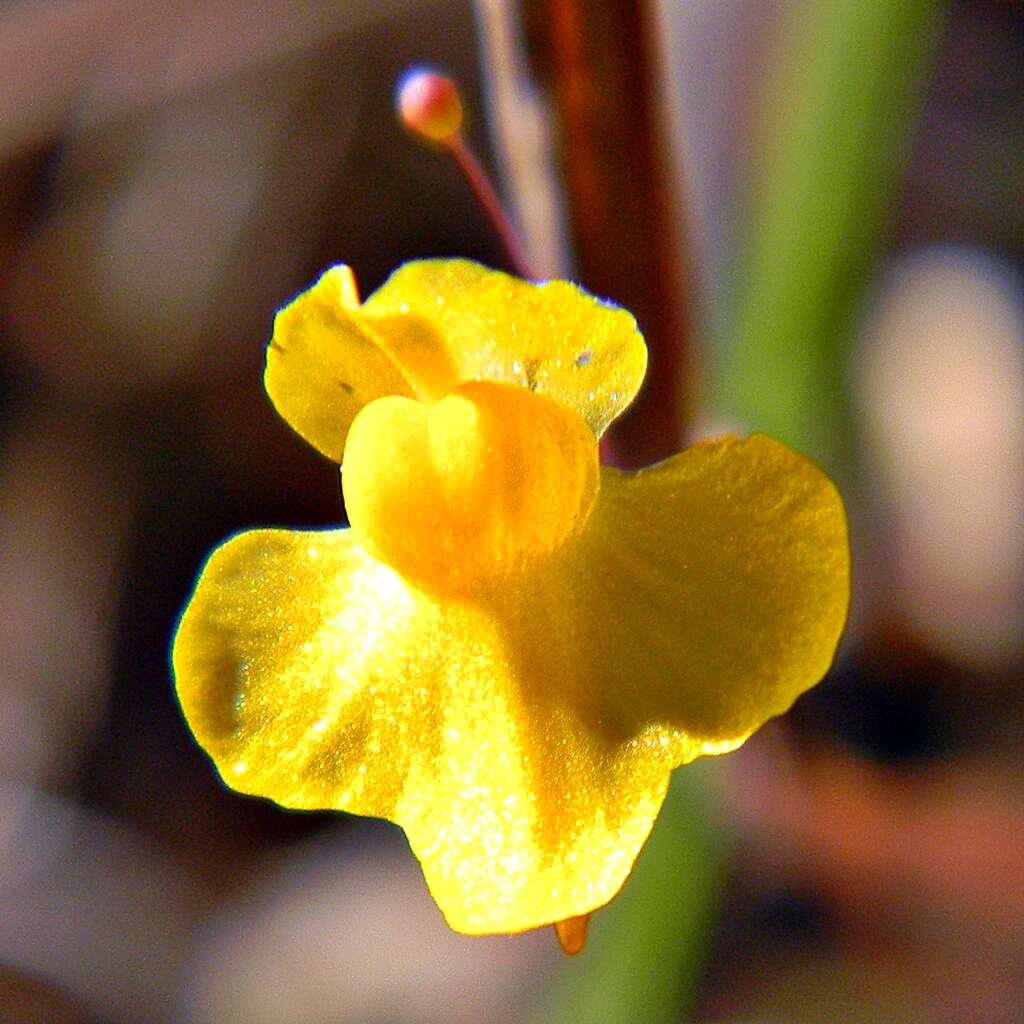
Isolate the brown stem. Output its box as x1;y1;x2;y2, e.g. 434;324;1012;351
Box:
524;0;696;466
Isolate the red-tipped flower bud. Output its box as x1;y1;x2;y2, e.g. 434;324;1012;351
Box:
397;67;463;143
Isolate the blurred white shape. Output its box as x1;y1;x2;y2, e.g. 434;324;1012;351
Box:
658;0;778;287
473;0;572;279
82;0;417;124
0;691;49;788
0;783;204;1024
188;825;548;1024
0;0;416;161
12;57;360;394
0;0;115;157
0;411;138;786
91;70;310;382
858;246;1024;668
10;0;447;395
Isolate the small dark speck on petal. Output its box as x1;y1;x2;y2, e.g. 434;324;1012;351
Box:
575;350;592;367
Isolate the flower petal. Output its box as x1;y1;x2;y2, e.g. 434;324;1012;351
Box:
265;266;413;463
567;433;850;754
171;434;846;935
361;260;647;436
173;528;436;813
341;381;598;593
172;528;672;934
264;260;646;461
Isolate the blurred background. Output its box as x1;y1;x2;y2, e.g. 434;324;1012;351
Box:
0;0;1022;1021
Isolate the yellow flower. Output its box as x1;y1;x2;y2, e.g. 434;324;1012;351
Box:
173;259;849;935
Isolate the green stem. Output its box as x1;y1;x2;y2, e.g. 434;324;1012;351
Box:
714;0;949;477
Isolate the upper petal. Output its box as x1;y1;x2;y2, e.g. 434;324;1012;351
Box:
566;433;850;756
361;259;647;436
264;261;646;461
264;266;414;463
172;527;671;934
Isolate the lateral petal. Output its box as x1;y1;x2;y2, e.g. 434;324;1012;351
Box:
569;433;850;756
172;528;671;934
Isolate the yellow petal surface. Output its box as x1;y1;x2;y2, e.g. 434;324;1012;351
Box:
360;260;647;436
265;266;413;463
265;260;646;462
172;434;848;935
565;433;850;755
172;528;672;934
342;381;598;593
